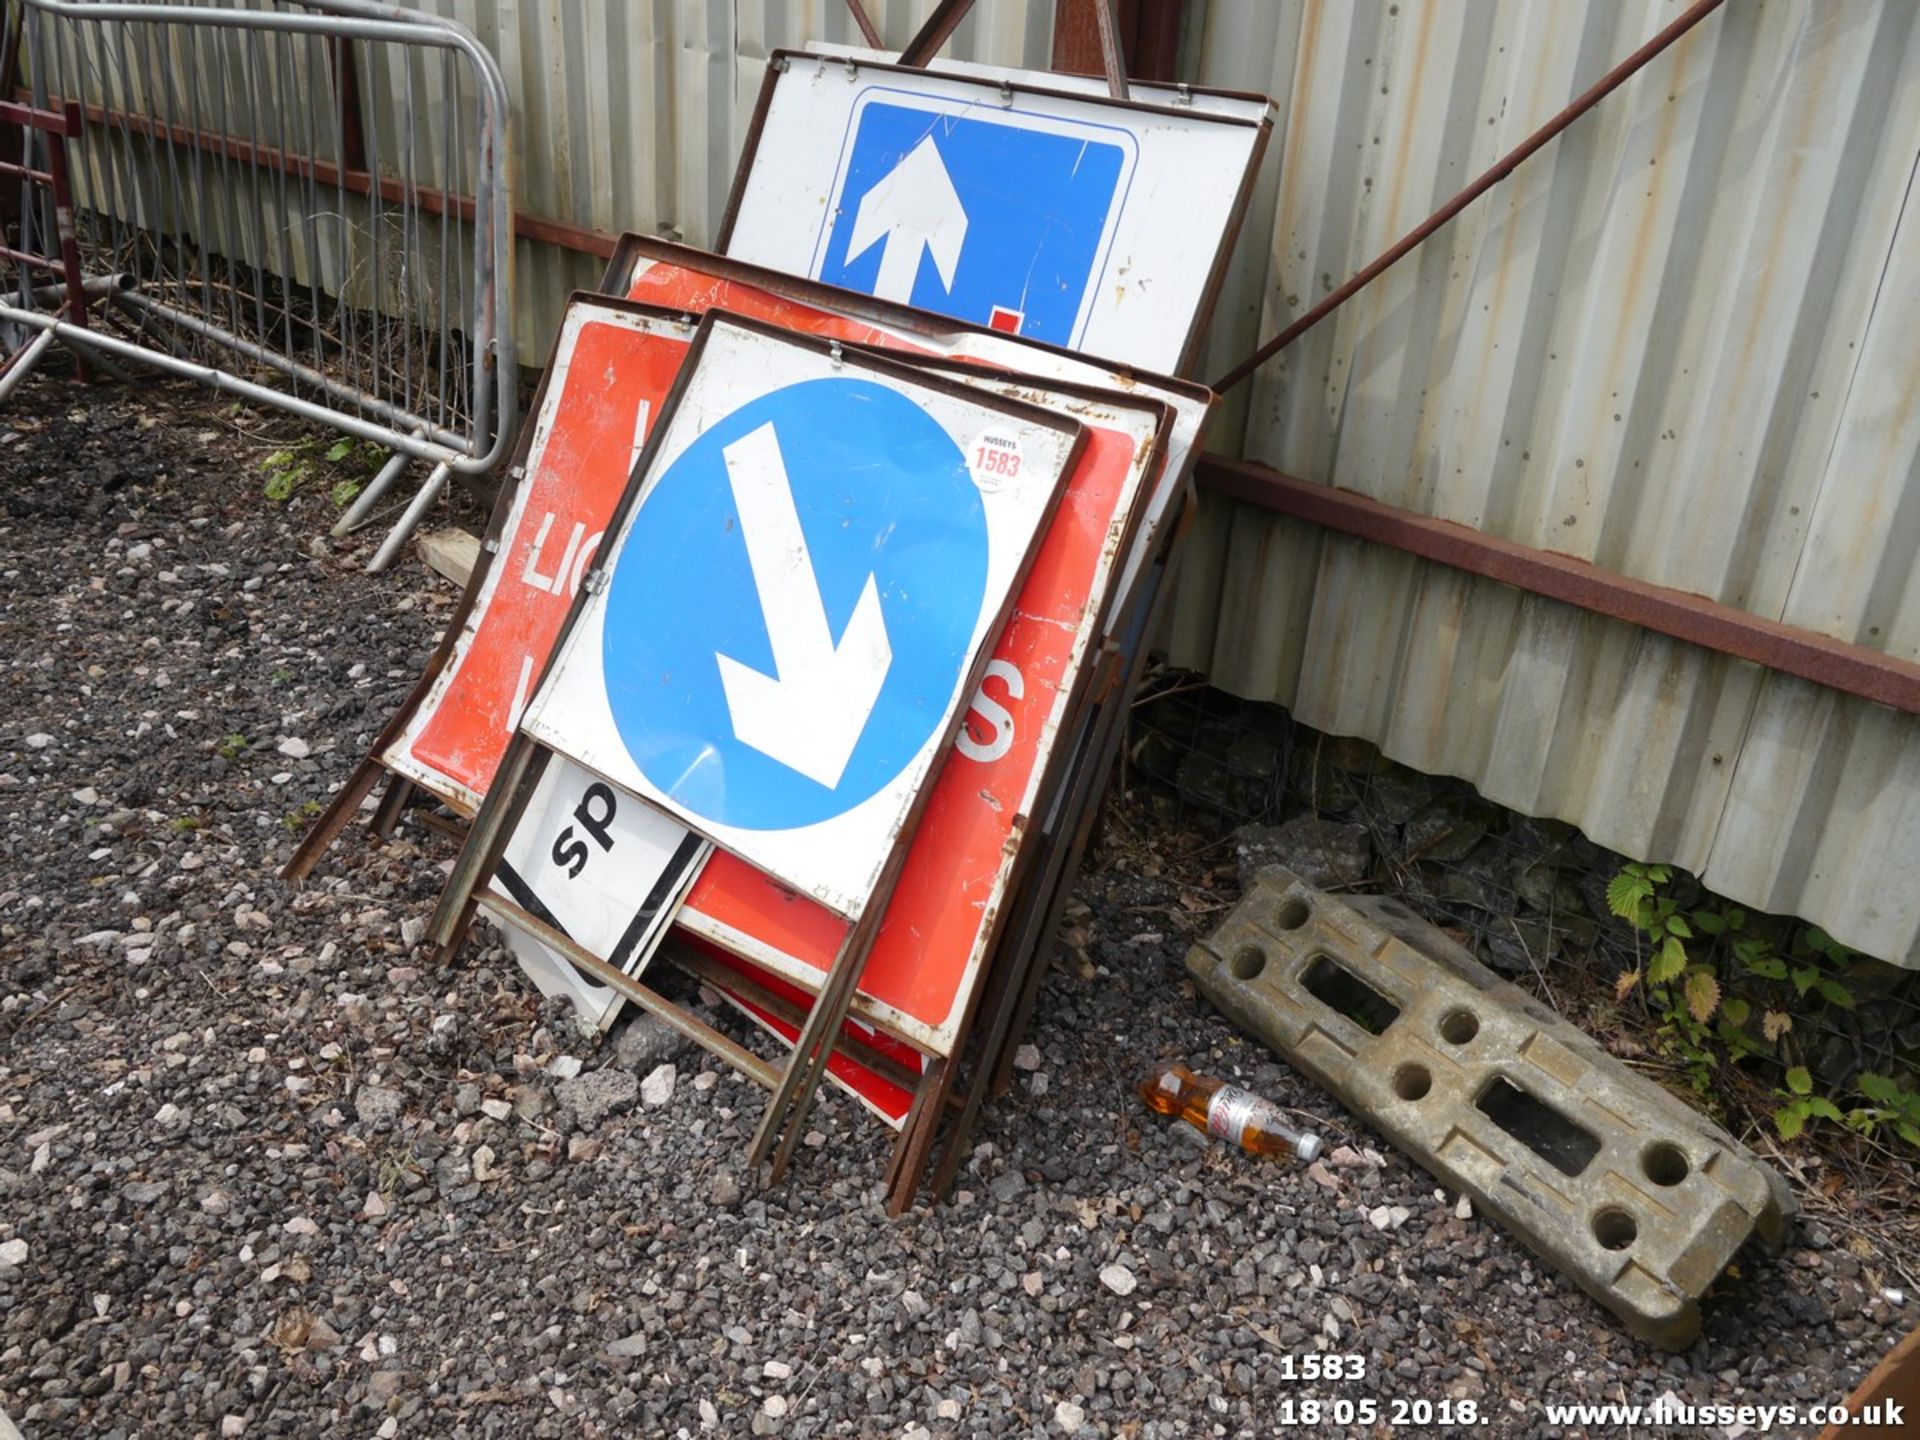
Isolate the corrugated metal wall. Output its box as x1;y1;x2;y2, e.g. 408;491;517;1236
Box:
54;0;1919;965
1170;0;1920;967
400;0;1057;348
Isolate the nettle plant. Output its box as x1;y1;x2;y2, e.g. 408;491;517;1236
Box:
1606;861;1920;1148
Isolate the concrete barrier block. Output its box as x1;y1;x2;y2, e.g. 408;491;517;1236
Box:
1186;866;1795;1349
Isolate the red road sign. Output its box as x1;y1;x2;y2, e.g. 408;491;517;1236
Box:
387;305;695;811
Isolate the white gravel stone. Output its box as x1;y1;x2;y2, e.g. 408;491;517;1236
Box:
275;736;310;758
0;1238;27;1267
1366;1204;1412;1232
1054;1399;1085;1432
762;1395;787;1418
24;733;51;749
762;1360;792;1380
641;1063;676;1108
1012;1043;1043;1071
1099;1264;1137;1296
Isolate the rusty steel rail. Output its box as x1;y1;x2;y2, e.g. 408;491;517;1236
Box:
35;86;616;260
1199;454;1920;718
0;90;93;389
1211;0;1729;392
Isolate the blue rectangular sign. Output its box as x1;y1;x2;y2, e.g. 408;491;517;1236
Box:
812;92;1137;348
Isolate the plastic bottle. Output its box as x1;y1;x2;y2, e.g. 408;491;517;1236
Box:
1139;1061;1323;1162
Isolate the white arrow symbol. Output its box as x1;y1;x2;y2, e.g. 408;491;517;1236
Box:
714;422;893;790
847;134;968;304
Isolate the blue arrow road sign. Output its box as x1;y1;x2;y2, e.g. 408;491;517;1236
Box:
813;93;1137;347
600;377;989;832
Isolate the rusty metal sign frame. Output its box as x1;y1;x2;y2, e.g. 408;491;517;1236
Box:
288;241;1215;1199
428;309;1090;1182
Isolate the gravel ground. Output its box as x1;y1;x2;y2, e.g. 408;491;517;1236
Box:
0;379;1910;1439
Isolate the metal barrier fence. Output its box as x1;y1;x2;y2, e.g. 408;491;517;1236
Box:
2;0;515;565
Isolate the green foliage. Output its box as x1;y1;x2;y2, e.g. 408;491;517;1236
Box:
1849;1072;1920;1149
1607;862;1724;1094
1606;861;1906;1146
260;444;310;503
259;434;388;506
282;799;324;834
323;436;387;510
1773;1064;1843;1141
217;732;248;759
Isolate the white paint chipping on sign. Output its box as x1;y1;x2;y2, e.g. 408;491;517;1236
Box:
721;52;1269;374
520;315;1083;920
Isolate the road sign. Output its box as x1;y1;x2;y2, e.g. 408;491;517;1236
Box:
816;101;1131;348
520;313;1085;920
386;303;694;812
486;754;709;1030
721;52;1270;374
677;377;1165;1054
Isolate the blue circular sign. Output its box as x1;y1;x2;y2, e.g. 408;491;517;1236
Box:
602;376;988;831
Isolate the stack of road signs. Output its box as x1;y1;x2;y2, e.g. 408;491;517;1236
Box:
291;46;1271;1202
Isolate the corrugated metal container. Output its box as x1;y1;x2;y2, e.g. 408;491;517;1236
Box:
1171;0;1920;966
404;0;1057;349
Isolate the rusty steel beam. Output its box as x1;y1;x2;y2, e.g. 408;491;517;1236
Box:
842;0;882;49
1092;0;1130;100
898;0;976;68
1052;0;1184;85
1199;455;1920;718
36;90;617;260
1212;0;1728;392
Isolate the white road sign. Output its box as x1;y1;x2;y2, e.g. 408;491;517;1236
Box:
485;754;710;1028
519;314;1085;920
720;51;1269;374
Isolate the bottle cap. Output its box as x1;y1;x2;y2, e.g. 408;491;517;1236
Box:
1295;1132;1323;1164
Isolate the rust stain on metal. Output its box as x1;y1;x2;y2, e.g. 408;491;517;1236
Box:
1200;454;1920;716
1213;0;1732;394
